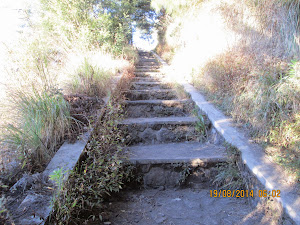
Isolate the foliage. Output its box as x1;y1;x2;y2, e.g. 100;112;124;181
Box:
41;0;156;54
1;0;141;172
193;108;207;138
49;96;134;224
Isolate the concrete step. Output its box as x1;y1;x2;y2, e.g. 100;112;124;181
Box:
124;89;177;100
138;59;158;63
135;65;160;69
120;116;198;125
124;99;194;118
130;81;171;90
119;116;200;145
134;71;165;77
136;62;159;67
126;142;227;165
125;142;227;188
135;68;160;72
132;77;160;82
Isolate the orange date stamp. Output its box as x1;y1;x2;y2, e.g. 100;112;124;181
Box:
209;190;281;198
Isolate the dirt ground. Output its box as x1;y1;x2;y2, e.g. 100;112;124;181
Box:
100;188;279;225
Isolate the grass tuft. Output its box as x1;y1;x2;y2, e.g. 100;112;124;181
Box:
3;88;71;170
70;58;112;97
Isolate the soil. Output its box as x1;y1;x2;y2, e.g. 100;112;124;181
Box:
99;188;273;225
64;94;104;142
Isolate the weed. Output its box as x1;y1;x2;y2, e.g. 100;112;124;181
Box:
172;82;189;99
50;168;67;191
213;145;245;190
175;163;192;185
0;196;11;224
192;108;207;138
191;106;208;142
70;58;112;97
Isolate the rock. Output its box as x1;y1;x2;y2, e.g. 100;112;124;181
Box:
208;128;224;145
165;171;181;187
156;128;175;142
144;167;166;187
138;128;156;143
10;173;48;193
158;186;165;191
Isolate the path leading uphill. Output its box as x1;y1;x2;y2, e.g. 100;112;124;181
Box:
100;51;275;225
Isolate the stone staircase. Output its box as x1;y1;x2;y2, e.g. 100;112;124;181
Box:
121;51;228;188
102;51;272;225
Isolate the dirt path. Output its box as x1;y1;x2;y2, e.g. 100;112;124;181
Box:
103;188;269;225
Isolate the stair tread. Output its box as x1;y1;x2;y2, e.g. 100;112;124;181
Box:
124;89;173;93
124;99;190;105
120;116;197;125
132;81;163;85
126;142;227;165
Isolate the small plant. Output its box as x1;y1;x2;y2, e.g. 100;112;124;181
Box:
50;168;67;191
71;58;112;97
192;108;207;138
213;145;245;190
178;164;192;185
172;83;189;99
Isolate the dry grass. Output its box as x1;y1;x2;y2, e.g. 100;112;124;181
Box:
154;0;300;182
0;6;133;172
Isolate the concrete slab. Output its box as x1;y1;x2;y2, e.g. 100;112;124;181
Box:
138;59;158;62
135;69;160;72
135;66;160;69
126;142;227;165
132;81;163;85
132;77;159;82
120;116;197;125
124;89;173;94
43;132;89;177
134;71;164;76
124;99;191;105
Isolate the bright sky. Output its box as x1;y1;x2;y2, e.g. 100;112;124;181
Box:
133;28;158;51
0;0;32;98
0;0;31;43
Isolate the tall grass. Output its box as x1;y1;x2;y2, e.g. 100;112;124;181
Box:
153;0;300;181
3;89;71;169
70;58;112;97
